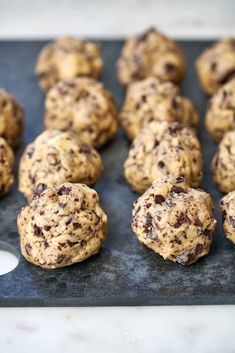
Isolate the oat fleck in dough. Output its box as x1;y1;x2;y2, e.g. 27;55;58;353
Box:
196;38;235;95
124;120;203;193
0;89;24;147
18;182;107;269
120;77;198;140
0;137;14;196
19;130;102;201
132;175;216;265
212;130;235;193
220;191;235;245
117;27;186;86
35;37;103;91
45;78;118;149
206;78;235;142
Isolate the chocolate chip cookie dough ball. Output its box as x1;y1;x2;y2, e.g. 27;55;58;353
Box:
205;78;235;142
132;175;216;265
212;131;235;193
0;89;24;147
124;121;203;193
19;130;102;201
196;38;235;95
44;78;118;149
35;37;103;91
0;137;14;196
18;182;107;269
117;27;186;86
220;191;235;244
120;77;198;140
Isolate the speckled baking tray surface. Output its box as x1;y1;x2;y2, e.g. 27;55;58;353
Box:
0;40;234;306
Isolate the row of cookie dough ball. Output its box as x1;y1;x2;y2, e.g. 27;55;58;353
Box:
10;30;235;268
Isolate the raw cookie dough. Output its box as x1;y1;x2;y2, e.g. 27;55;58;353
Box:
117;27;186;86
35;36;103;91
19;130;102;201
196;38;235;95
205;78;235;142
124;120;203;193
45;78;118;149
18;182;107;269
0;137;14;196
0;89;24;147
132;175;216;265
212;130;235;193
120;77;198;140
220;191;235;244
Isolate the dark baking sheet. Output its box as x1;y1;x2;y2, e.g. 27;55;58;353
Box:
0;40;234;307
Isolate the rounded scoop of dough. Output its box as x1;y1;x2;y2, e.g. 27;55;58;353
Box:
120;77;198;140
18;182;108;269
132;175;216;265
212;131;235;193
0;89;24;147
117;27;186;86
35;36;103;91
19;130;102;201
220;191;235;245
205;78;235;142
124;120;203;193
0;137;14;196
44;78;118;149
196;38;235;95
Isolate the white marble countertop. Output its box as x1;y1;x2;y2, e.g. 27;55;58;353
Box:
0;0;235;352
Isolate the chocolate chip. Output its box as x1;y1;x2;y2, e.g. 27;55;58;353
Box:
175;176;184;183
44;225;51;231
27;147;35;159
171;98;179;109
171;185;187;194
67;240;79;247
66;218;72;226
58;185;72;195
204;229;213;239
175;243;206;265
229;216;235;228
165;63;175;73
158;161;165;168
194;217;202;227
168;123;184;136
33;224;43;237
145;214;153;228
73;222;82;229
56;254;67;264
211;62;217;72
33;183;47;199
155;195;165;204
218;69;235;85
80;143;91;154
173;213;190;228
25;243;32;255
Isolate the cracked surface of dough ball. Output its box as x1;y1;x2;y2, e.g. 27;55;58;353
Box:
120;77;198;140
205;78;235;142
117;27;186;86
18;182;107;269
196;38;235;95
124;120;203;193
0;89;24;147
35;37;103;91
212;131;235;193
132;175;216;265
45;78;118;148
220;191;235;245
0;137;14;196
19;130;102;201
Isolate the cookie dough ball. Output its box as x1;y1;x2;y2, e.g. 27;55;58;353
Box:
35;37;103;91
117;27;186;86
132;175;216;265
19;130;102;201
0;89;24;147
220;191;235;244
205;78;235;142
196;38;235;95
124;120;203;193
212;131;235;193
120;77;198;140
18;182;107;269
45;78;118;149
0;137;14;196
